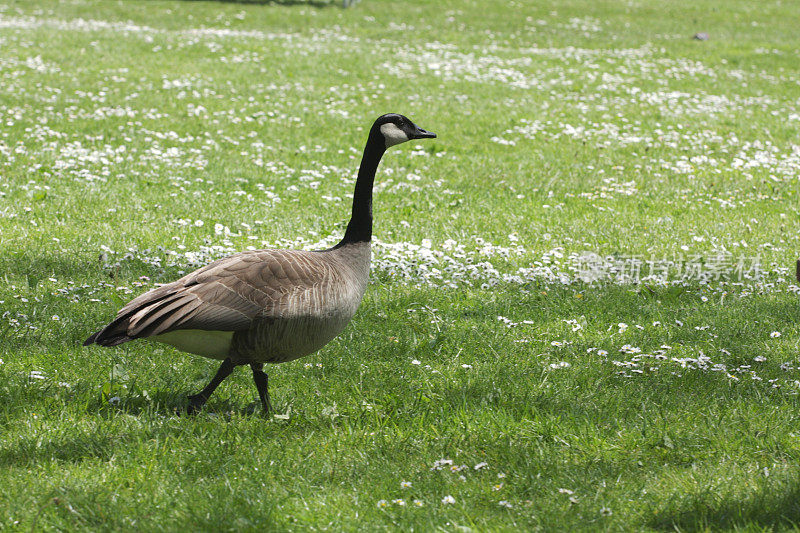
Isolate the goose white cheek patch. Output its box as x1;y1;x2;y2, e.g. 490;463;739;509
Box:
380;123;409;148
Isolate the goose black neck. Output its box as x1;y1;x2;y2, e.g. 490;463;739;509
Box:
338;135;385;245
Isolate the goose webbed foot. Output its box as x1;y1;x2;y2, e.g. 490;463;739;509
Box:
186;357;235;415
250;363;272;415
186;393;207;415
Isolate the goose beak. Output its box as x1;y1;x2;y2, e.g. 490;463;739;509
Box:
414;127;437;139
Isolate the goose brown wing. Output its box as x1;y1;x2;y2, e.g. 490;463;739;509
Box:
85;250;332;346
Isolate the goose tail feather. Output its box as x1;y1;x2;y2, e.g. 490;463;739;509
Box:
83;319;135;347
84;330;133;347
83;331;101;346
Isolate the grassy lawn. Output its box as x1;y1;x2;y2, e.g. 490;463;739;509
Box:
1;0;800;530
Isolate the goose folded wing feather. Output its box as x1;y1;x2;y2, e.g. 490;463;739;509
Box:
115;249;335;340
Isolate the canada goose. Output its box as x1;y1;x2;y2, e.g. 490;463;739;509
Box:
84;113;436;414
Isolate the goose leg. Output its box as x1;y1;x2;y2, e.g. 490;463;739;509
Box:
250;363;271;415
187;357;235;414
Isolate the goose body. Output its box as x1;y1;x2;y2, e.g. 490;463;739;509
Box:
84;114;436;414
134;243;370;364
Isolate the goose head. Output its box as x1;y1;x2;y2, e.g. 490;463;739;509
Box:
372;113;436;149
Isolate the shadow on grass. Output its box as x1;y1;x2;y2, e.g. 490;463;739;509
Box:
0;429;123;466
647;482;800;531
175;0;338;8
0;391;290;467
0;250;108;284
99;390;274;419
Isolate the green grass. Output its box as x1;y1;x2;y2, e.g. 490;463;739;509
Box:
1;0;800;530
